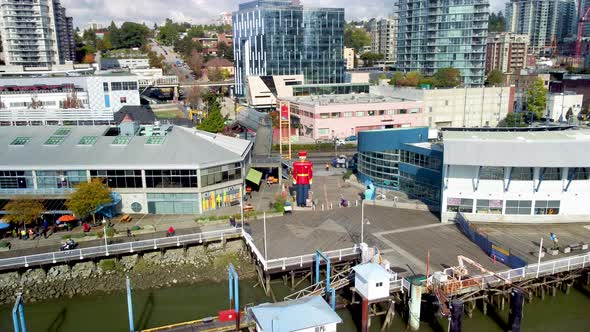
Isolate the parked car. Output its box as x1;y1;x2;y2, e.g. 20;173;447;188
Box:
344;135;357;142
332;155;348;168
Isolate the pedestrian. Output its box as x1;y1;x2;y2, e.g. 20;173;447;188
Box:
325;163;330;172
126;228;132;238
20;229;27;240
167;226;175;237
28;228;34;240
42;227;47;239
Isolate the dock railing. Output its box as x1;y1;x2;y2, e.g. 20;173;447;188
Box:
0;227;241;270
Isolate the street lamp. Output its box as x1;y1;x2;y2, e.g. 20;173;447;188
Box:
360;200;371;244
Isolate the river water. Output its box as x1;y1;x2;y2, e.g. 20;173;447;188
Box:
1;280;589;331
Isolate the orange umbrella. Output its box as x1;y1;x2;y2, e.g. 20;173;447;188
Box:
57;215;76;222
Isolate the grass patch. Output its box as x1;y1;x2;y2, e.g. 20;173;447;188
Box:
98;259;120;272
343;170;353;180
155;110;184;119
0;240;10;248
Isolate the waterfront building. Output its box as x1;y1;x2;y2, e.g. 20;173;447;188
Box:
0;74;141;113
370;85;514;129
396;0;489;87
357;127;443;205
441;129;590;223
250;296;342;332
344;47;355;70
232;0;345;96
0;0;75;68
504;0;559;55
353;263;393;301
284;94;424;140
485;33;529;74
369;17;398;64
0;124;253;215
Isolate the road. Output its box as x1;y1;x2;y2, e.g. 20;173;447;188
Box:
149;40;195;82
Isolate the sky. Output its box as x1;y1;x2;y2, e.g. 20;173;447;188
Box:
62;0;509;29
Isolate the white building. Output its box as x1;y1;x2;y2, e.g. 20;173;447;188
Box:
441;130;590;223
250;296;342;332
100;58;150;70
369;17;397;63
353;263;392;300
344;47;355;70
0;74;141;112
546;92;584;123
371;86;515;129
0;0;74;67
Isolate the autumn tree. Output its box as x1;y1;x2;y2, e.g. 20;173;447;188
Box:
486;69;504;87
404;71;423;87
3;198;44;227
433;67;461;88
389;72;405;86
66;179;111;223
185;86;203;108
187;51;204;78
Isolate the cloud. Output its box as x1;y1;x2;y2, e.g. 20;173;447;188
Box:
62;0;509;28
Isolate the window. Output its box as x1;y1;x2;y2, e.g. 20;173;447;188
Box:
398;109;408;114
317;128;330;136
569;168;590;180
541;168;561;181
200;163;242;187
344;112;353;118
78;136;98;145
91;170;143;188
0;171;33;189
320;113;329;119
378;110;385;115
511;167;533;181
356;111;364;117
480;167;504;180
120;97;127;104
112;136;132;145
54;128;71;136
476;199;503;214
44;136;66;145
429;107;433;113
446;198;473;213
111;81;138;91
37;170;87;189
375;282;383;287
505;200;532;215
10;137;31;146
330;112;340;118
146;136;165;145
534;200;560;215
145;169;198;188
368;110;376;116
103;82;109;92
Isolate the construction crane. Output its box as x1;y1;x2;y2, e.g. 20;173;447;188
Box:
575;6;590;64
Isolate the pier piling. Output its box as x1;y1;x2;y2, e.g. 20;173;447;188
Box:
408;281;422;331
450;299;463;332
508;288;524;332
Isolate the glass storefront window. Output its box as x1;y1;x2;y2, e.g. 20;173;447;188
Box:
511;167;533;181
91;170;142;188
38;170;88;189
200;163;242;187
505;200;532;215
534;200;560;215
447;198;473;213
145;170;198;188
476;199;503;214
480;167;504;180
0;171;34;189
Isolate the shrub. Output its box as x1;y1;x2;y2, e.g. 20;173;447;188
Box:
343;170;353;180
130;225;141;231
106;227;117;238
98;259;117;271
0;240;10;248
273;195;287;213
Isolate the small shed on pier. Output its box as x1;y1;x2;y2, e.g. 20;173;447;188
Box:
353;263;391;300
250;295;342;332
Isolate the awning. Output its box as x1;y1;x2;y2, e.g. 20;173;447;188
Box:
246;168;263;186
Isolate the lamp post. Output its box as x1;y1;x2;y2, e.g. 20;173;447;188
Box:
104;225;109;256
361;200;371;244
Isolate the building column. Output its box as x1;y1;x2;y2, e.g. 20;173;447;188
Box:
141;170;147;189
32;170;38;190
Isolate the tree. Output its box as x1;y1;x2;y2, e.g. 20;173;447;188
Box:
208;67;224;82
3;198;45;227
404;71;423;87
158;22;179;46
117;22;150;49
82;53;94;64
218;42;234;61
187;51;204;78
525;79;548;118
389;72;404;86
108;21;121;49
500;112;527;127
197;92;226;133
344;25;371;51
488;12;506;33
185;86;203;108
433;67;461;88
486;69;504;86
66;179;111;223
360;52;384;67
147;50;165;68
174;36;203;58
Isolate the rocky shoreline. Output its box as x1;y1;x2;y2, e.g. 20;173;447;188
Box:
0;240;255;305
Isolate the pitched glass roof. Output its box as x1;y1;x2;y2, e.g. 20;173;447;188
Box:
78;136;98;145
53;128;72;136
146;136;166;145
44;136;66;145
112;136;132;145
10;137;32;146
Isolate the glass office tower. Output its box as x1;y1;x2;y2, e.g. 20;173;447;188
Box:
233;0;345;96
396;0;489;87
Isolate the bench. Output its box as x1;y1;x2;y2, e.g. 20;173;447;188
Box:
562;242;588;254
120;214;132;223
243;204;255;212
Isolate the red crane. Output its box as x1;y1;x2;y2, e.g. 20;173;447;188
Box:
575;6;590;63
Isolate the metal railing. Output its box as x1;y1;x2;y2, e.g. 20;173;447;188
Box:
0;228;241;270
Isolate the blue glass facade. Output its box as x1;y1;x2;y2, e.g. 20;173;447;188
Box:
233;0;345;96
396;0;489;87
357;127;443;205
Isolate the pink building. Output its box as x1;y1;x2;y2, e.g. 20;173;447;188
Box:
285;95;424;140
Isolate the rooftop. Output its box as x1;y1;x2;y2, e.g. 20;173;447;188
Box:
443;129;590;142
353;263;392;281
0;126;252;170
284;93;414;106
405;142;444;152
250;296;342;332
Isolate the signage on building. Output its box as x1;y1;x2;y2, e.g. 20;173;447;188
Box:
279;101;290;121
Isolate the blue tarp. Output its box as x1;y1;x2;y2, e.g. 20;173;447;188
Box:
94;192;121;219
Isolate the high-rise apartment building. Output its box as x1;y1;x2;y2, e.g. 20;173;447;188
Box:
556;0;578;40
0;0;74;67
485;32;529;74
396;0;489;87
344;47;355;69
504;0;559;55
369;17;397;63
233;0;345;96
582;0;590;37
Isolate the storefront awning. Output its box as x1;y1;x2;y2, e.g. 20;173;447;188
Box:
246;168;263;185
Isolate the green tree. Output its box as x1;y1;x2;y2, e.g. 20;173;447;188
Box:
117;22;150;49
66;179;111;223
82;29;97;50
174;36;203;58
158;22;179;46
198;92;226;133
218;42;234;61
3;198;45;227
187;26;206;38
344;25;371;51
485;69;504;86
360;52;384;67
404;71;423;87
433;67;461;88
500;112;527;127
488;12;506;33
389;72;404;86
108;21;120;49
525;79;548;118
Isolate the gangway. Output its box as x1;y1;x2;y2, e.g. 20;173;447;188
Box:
284;266;354;301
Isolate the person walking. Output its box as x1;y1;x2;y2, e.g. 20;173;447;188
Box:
325;163;330;172
20;229;27;240
126;228;132;238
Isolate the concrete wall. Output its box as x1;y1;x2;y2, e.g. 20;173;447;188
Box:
442;165;590;223
547;93;584;122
